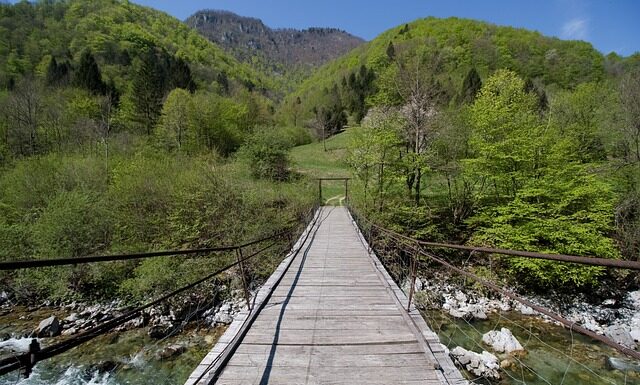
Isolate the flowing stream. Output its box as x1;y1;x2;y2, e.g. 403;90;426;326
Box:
0;307;225;385
1;307;639;384
424;309;639;384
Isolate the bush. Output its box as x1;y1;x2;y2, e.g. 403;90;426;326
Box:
241;131;291;181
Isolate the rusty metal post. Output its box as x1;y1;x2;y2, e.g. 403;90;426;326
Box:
344;179;348;203
235;248;252;311
318;179;322;204
22;338;39;378
407;251;418;312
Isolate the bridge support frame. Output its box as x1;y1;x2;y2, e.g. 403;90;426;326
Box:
235;249;252;311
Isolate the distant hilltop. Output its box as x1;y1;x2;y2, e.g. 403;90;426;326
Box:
186;10;365;71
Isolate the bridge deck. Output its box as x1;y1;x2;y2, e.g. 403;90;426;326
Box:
187;207;466;384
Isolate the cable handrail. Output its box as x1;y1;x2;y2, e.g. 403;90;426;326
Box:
350;206;640;270
0;226;297;271
348;206;640;361
0;207;319;378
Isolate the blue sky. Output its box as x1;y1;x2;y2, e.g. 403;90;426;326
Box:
127;0;639;56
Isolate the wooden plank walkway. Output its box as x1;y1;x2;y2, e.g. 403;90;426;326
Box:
186;207;466;385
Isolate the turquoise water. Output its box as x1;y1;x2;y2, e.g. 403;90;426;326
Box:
1;306;639;384
0;307;225;385
424;309;640;384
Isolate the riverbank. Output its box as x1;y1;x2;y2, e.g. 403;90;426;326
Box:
0;293;247;384
408;272;640;383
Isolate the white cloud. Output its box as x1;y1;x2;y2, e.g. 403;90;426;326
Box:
561;18;588;40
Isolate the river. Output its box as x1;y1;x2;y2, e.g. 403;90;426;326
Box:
1;307;638;384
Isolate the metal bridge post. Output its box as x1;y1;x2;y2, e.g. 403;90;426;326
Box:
318;179;323;204
344;179;348;203
236;248;252;312
407;251;418;312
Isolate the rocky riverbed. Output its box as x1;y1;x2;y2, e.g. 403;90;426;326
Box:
0;292;247;385
406;273;640;383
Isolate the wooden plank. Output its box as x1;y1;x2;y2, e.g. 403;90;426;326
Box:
187;207;463;385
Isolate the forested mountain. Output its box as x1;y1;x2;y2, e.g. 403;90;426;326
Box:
277;16;639;289
0;0;313;302
186;10;364;88
282;16;639;125
0;0;275;94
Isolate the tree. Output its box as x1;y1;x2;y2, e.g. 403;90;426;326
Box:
467;70;620;288
393;51;443;204
155;88;192;151
467;70;542;200
242;131;290;181
169;56;195;93
348;107;403;211
45;57;71;87
616;69;640;260
131;49;166;134
524;78;548;113
217;72;230;95
459;67;482;104
2;77;43;156
386;42;396;60
73;49;106;95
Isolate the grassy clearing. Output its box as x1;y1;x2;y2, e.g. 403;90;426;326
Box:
290;128;359;204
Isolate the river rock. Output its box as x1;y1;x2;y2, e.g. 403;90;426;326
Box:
482;328;524;354
605;356;640;373
94;360;118;373
449;304;487;320
604;325;636;349
61;327;77;336
156;344;186;360
148;325;171;339
450;346;500;380
35;315;60;337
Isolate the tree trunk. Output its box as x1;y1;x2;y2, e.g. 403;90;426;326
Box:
414;168;421;206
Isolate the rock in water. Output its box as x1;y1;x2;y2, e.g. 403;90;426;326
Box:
148;325;171;339
605;357;640;373
482;328;524;354
450;346;500;380
604;325;636;350
156;344;186;360
35;316;60;337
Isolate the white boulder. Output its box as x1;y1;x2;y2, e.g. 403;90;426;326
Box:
482;328;524;354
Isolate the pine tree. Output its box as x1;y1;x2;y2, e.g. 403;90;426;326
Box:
386;42;396;60
74;49;106;94
45;57;71;87
217;72;230;95
459;67;482;104
524;78;549;112
132;49;166;134
169;57;195;93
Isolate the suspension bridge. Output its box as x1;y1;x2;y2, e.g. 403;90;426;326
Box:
1;179;639;384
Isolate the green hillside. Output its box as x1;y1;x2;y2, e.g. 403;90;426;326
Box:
0;0;274;93
280;17;621;124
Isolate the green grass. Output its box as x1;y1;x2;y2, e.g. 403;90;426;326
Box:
290;128;359;204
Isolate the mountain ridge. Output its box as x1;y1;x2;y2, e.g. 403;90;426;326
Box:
186;9;365;84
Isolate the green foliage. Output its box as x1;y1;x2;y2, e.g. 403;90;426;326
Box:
33;190;112;258
459;67;482;104
466;70;543;199
74;49;107;95
469;165;619;288
241;131;291;181
283;16;608;126
155;88;192;151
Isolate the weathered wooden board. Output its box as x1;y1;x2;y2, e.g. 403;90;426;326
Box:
186;207;466;385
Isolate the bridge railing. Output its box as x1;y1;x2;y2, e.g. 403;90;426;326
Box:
0;205;318;378
348;205;640;367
